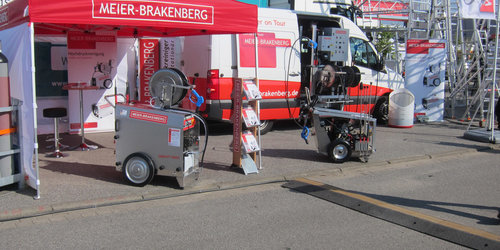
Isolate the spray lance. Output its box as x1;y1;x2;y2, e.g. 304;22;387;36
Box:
189;73;204;112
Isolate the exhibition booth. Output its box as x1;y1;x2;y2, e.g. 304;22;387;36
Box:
0;0;257;195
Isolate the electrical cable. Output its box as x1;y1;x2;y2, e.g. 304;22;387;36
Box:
285;36;316;129
285;37;301;123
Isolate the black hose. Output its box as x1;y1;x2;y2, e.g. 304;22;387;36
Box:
286;36;314;129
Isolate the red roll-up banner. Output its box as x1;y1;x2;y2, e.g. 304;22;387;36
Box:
139;39;160;104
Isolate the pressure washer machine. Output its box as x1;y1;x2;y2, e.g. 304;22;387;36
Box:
115;69;207;187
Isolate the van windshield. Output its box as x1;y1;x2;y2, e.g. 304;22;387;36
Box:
350;37;378;70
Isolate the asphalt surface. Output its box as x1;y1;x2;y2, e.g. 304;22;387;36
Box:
0;183;469;249
0;119;498;225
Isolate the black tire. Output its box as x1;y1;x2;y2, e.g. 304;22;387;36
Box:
351;66;361;87
373;95;389;124
91;104;99;118
328;139;352;163
103;79;113;89
342;66;356;87
259;120;274;135
123;153;155;187
432;78;441;87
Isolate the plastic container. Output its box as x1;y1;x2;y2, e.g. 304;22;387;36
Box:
388;88;415;128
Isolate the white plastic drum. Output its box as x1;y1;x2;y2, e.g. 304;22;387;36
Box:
388;88;415;128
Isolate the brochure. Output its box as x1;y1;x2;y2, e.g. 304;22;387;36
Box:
242;131;260;153
242;80;262;100
242;107;260;127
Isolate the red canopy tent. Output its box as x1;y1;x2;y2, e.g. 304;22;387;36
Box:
0;0;257;197
2;0;257;36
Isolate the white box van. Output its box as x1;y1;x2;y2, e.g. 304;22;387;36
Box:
181;7;404;132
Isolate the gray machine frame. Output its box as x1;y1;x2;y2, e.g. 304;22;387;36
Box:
115;103;201;188
312;107;376;162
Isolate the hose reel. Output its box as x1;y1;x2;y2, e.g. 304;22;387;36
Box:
314;64;361;95
149;68;189;108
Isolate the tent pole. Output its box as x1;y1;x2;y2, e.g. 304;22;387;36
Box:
30;23;40;200
254;33;262;170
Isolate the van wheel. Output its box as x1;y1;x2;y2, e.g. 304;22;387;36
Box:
373;96;389;124
123;153;155;187
259;120;274;135
328;139;352;163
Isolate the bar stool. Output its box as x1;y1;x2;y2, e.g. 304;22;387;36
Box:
43;107;67;158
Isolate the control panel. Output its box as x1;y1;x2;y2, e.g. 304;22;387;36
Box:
318;28;350;62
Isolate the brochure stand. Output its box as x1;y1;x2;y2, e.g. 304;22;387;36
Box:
231;78;261;175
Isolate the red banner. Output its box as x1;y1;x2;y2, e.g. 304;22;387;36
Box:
354;0;408;21
232;78;242;153
129;110;168;124
67;31;116;49
139;39;159;103
407;40;445;54
0;0;29;30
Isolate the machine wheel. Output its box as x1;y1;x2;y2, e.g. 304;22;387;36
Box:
328;139;352;163
103;79;113;89
432;78;441;87
259;120;274;135
373;96;389;125
123;153;155;187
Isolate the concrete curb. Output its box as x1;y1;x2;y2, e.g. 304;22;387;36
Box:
0;145;495;222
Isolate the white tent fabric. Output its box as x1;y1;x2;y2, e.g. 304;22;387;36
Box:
0;23;38;191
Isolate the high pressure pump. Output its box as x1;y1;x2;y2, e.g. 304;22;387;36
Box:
114;68;207;187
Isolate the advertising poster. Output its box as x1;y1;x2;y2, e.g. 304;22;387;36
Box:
405;39;446;122
139;39;160;104
34;37;70;135
160;37;184;70
460;0;496;20
34;42;68;97
67;31;117;133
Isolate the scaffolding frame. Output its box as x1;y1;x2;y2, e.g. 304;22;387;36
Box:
356;0;498;142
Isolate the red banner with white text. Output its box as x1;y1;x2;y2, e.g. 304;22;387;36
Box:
1;0;257;36
139;39;160;104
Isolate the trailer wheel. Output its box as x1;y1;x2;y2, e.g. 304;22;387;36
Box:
328;139;352;163
259;120;274;135
123;153;155;187
373;96;389;124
